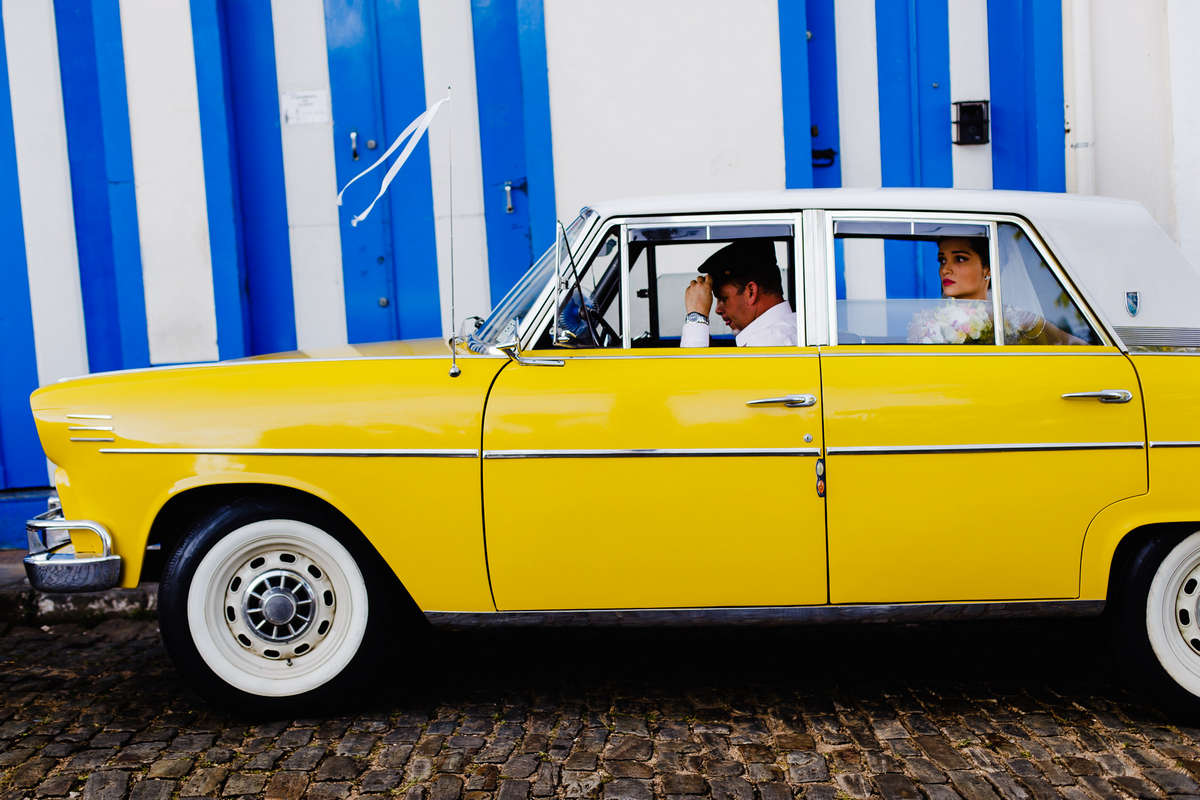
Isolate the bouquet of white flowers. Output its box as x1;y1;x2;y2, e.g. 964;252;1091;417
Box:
906;300;1046;344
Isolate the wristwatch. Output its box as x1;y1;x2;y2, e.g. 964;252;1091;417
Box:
685;311;709;325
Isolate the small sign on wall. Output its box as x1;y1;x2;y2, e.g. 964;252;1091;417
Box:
280;90;331;125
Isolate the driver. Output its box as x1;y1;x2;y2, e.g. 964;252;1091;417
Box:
680;239;797;347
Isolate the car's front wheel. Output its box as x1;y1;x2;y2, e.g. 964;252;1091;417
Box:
1114;531;1200;710
159;502;386;713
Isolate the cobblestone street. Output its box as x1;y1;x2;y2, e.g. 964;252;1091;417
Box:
1;616;1198;800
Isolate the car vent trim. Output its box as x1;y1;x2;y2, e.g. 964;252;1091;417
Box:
97;447;479;457
483;447;822;459
826;442;1144;455
1115;326;1200;349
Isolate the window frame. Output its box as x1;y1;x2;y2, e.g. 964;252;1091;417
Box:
519;211;807;351
817;210;1114;348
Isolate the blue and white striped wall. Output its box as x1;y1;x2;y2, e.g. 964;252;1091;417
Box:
0;0;1191;491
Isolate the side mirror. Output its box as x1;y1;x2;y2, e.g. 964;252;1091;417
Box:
497;337;564;367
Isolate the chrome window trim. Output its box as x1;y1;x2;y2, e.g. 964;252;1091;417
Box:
521;211;805;352
483;447;822;460
820;210;1114;349
619;222;631;349
826;441;1144;456
98;447;479;458
424;599;1105;627
988;220;1003;342
803;209;829;345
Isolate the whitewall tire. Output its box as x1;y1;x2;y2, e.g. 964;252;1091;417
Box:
1145;532;1200;698
159;500;392;712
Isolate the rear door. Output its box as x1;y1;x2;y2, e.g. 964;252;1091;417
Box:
817;212;1147;603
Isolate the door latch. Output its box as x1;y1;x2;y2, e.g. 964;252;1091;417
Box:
350;130;359;161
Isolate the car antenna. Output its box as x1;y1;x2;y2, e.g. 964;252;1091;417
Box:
446;84;461;378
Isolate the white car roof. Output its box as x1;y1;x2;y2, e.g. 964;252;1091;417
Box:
588;188;1200;342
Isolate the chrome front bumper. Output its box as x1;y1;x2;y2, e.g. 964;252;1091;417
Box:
24;505;121;593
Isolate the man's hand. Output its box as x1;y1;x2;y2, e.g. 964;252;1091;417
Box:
685;274;713;317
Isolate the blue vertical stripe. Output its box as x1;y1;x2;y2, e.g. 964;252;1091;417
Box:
806;0;841;188
191;0;249;359
326;0;399;344
875;0;951;299
987;0;1065;191
0;14;47;488
471;0;533;305
375;0;441;339
223;1;296;354
779;0;814;189
53;0;149;373
515;0;557;253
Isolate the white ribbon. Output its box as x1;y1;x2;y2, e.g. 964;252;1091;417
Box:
337;95;449;227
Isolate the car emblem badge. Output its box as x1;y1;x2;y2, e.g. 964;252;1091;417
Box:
1126;291;1140;317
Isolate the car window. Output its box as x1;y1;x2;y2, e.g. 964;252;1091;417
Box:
832;219;996;344
830;217;1101;347
532;220;796;349
995;222;1100;345
627;224;794;347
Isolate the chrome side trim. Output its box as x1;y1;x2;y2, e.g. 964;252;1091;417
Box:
424;600;1106;628
1150;441;1200;449
483;447;822;460
70;437;115;443
817;349;1121;357
550;352;818;360
65;413;112;420
99;447;479;457
826;441;1143;455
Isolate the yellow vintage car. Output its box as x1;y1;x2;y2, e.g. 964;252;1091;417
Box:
23;188;1200;712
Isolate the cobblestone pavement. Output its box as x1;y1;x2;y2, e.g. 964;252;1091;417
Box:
2;616;1199;800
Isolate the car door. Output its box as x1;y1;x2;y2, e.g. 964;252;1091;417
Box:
817;212;1147;603
481;215;828;611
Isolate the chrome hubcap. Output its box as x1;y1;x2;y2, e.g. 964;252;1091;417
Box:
1174;565;1200;655
244;570;314;641
222;550;338;661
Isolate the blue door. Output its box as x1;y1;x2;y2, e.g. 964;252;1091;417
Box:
325;0;441;343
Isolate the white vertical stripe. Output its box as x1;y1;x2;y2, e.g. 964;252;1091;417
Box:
1166;0;1200;270
948;0;993;189
119;0;218;364
833;0;884;303
1062;0;1096;195
3;1;89;385
834;0;881;188
544;0;786;220
271;0;347;351
417;0;490;337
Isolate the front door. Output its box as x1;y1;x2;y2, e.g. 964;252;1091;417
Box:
819;214;1147;603
481;217;828;610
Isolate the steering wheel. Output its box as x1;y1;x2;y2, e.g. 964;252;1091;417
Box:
557;292;617;347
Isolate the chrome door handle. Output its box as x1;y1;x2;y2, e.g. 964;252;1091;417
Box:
1061;389;1133;404
746;394;817;408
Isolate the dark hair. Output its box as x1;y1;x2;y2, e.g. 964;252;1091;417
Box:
940;236;989;269
697;239;784;297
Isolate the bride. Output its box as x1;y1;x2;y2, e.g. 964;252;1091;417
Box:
906;237;1083;345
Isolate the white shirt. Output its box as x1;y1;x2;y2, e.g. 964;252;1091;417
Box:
680;300;798;347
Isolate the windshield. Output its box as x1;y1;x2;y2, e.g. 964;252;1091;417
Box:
471;207;596;350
